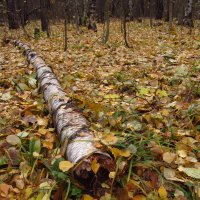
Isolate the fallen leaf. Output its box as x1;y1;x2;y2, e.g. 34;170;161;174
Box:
1;92;12;101
178;166;200;179
17;131;29;138
132;195;146;200
91;158;100;174
59;161;74;172
110;147;131;158
109;171;116;179
0;183;10;196
15;179;25;190
163;152;176;164
6;135;21;145
83;194;93;200
104;94;120;99
158;185;168;199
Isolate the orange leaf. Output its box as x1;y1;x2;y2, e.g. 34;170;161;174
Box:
91;158;100;174
132;195;146;200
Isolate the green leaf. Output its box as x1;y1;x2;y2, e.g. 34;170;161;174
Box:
178;166;200;179
138;87;150;96
70;185;82;198
0;117;7;125
52;157;65;171
0;156;8;166
175;65;188;77
52;171;68;181
156;89;168;97
29;138;41;155
18;83;30;91
17;131;29;138
28;77;37;88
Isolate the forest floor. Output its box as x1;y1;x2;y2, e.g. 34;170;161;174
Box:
0;21;200;200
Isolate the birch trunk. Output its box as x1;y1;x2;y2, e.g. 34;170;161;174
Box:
183;0;194;28
13;40;114;193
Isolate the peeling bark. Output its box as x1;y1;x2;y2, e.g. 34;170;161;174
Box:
13;40;114;195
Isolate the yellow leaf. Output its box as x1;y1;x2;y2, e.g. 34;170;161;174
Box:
25;187;33;199
37;117;48;126
59;161;74;172
158;185;168;199
110;147;131;158
83;194;93;200
104;94;120;99
109;171;116;179
91;158;100;174
132;195;146;200
38;128;48;135
102;134;118;145
43;141;53;150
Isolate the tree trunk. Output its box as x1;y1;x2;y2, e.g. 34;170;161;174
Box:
183;0;194;28
40;0;50;37
121;0;130;47
129;0;133;20
163;0;169;21
13;40;114;196
16;0;28;27
64;0;68;52
96;0;106;23
177;0;184;25
83;0;89;25
169;0;173;30
150;0;153;27
6;0;20;29
155;0;163;19
102;0;111;44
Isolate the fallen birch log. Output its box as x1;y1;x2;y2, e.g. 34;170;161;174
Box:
13;40;114;193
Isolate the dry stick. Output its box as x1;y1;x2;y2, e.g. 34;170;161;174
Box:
13;40;114;192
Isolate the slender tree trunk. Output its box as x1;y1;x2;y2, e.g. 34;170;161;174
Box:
75;0;80;32
177;0;184;25
64;0;68;52
40;0;50;37
129;0;133;20
163;0;169;21
102;0;111;44
155;0;163;19
83;0;89;25
6;0;20;29
183;0;194;31
121;0;130;47
169;0;173;30
150;0;153;27
17;0;28;27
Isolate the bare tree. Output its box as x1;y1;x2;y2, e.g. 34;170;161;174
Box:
169;0;173;31
183;0;194;32
64;0;69;52
6;0;19;29
102;0;111;44
121;0;130;47
150;0;153;27
40;0;50;37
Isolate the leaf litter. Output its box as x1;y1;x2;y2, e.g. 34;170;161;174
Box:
0;21;200;199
